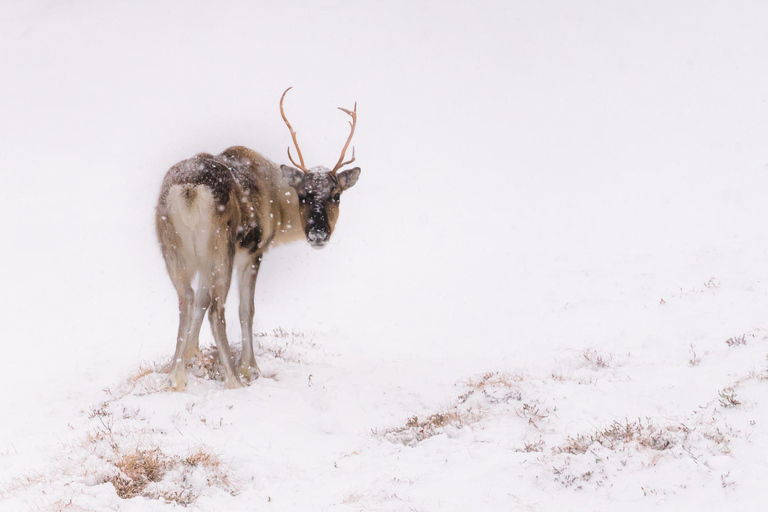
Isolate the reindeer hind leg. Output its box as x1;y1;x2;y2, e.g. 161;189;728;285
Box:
161;246;195;391
184;280;211;359
207;241;243;389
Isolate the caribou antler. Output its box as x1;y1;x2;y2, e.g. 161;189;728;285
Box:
331;102;357;174
279;87;309;173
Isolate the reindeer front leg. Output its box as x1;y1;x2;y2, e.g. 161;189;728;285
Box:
237;253;262;381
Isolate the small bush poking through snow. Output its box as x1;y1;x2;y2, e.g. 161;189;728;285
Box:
514;437;545;453
40;500;95;512
688;343;702;366
81;406;237;505
109;448;165;499
725;334;747;347
555;418;675;455
378;371;534;446
718;387;741;408
582;348;612;369
379;408;483;446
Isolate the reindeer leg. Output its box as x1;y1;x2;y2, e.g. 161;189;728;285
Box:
184;281;211;359
208;253;243;389
237;253;262;381
161;241;194;391
168;284;194;391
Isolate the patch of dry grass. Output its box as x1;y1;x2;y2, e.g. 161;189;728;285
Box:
582;348;612;369
127;363;158;385
0;471;48;499
516;402;549;428
104;327;314;398
688;343;702;366
256;329;319;364
110;448;165;499
514;437;545;453
463;371;525;390
378;407;483;446
718;387;741;408
102;443;233;505
725;334;747;347
78;404;236;505
36;500;96;512
458;371;525;404
555;418;676;455
260;327;306;339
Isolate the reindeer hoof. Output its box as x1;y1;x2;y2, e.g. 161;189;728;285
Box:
238;361;261;382
168;368;188;391
224;377;244;390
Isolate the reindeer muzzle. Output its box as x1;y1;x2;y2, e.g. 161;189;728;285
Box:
306;226;330;248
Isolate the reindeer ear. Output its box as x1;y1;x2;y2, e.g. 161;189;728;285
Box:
281;164;304;187
337;167;361;191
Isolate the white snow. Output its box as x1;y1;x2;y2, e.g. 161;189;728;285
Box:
2;1;768;511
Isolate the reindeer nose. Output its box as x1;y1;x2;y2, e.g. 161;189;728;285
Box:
307;228;330;246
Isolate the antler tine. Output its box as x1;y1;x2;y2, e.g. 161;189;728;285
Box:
279;87;309;173
338;146;355;169
331;101;357;174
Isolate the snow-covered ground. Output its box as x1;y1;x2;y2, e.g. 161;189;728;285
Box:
2;1;768;510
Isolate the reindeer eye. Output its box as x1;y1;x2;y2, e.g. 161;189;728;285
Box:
333;193;340;202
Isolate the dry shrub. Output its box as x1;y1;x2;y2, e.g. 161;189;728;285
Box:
516;402;549;428
555;418;675;455
184;448;220;468
87;402;109;419
256;327;310;362
725;334;747;347
127;364;157;386
463;371;524;390
101;444;232;505
39;500;96;512
380;407;482;445
721;472;736;489
263;327;305;339
718;387;741;408
688;343;702;367
551;459;600;489
110;448;165;499
104;361;168;399
78;406;235;505
341;491;363;504
0;471;48;499
582;349;612;369
514;437;545;453
458;371;524;404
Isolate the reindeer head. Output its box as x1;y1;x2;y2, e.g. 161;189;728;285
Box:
279;87;361;249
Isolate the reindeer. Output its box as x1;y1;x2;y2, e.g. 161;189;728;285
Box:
155;88;361;390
